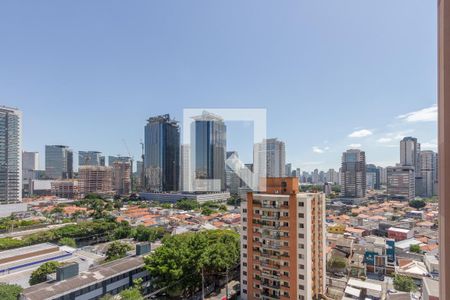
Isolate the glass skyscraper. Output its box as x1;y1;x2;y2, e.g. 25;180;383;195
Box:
144;114;180;192
45;145;73;179
79;151;102;166
0;106;22;203
192;111;226;191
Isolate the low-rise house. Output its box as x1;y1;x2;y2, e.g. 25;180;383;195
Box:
387;227;413;241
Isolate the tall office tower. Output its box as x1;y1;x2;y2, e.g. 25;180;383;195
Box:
400;137;422;196
341;149;366;198
22;152;39;171
254;138;286;184
296;168;301;180
79;151;102;166
366;164;381;190
377;166;387;185
192;111;226;191
99;156;106;166
387;166;415;201
112;161;131;195
78;166;112;196
135;160;144;189
108;156;132;166
180;144;191;192
400;137;421;169
311;169;319;184
319;171;325;183
144;114;180;192
419;150;438;197
285;163;292;177
326;168;340;185
0;106;22;203
240;177;326;300
22;151;39;197
226;151;241;195
45;145;73;179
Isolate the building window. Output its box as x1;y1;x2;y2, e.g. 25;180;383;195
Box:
299;254;304;259
299;223;304;229
299;202;304;207
243;209;247;213
299;274;304;280
243;280;247;284
298;213;304;218
298;233;304;238
300;264;304;269
299;285;304;290
299;243;304;249
243;262;247;266
243;289;247;294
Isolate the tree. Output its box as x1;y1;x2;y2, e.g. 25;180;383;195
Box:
394;274;417;292
145;230;239;298
328;256;347;270
410;244;421;253
59;237;76;248
105;241;132;262
409;199;426;209
29;261;61;285
0;283;23;300
201;207;214;216
113;221;133;239
133;225;165;242
119;287;144;300
175;199;199;211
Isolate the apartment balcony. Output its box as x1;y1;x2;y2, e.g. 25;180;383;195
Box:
279;226;290;232
263;243;282;250
261;292;281;300
262;203;281;209
254;241;262;247
279;216;289;221
253;215;262;220
280;275;290;281
254;231;262;238
280;235;289;241
261;215;281;221
261;282;281;290
261;262;281;270
253;202;262;208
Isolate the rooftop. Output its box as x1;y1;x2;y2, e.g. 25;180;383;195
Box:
21;256;144;300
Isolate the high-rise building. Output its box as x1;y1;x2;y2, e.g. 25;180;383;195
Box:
144;114;180;192
226;151;241;195
377;166;387;185
112;161;131;195
366;164;381;190
341;149;366;198
400;137;421;169
386;166;415;201
311;169;320;184
99;156;106;166
285;163;292;177
79;151;102;166
192;111;226;191
180;144;191;192
108;156;132;166
326;168;339;185
240;177;326;300
0;106;22;203
22;151;39;171
45;145;73;179
78;166;112;196
253;138;286;184
22;151;39;197
400;137;422;196
419;150;438;197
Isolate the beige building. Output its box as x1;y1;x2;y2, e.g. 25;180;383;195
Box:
112;161;131;195
240;177;326;300
51;180;79;199
78;166;112;196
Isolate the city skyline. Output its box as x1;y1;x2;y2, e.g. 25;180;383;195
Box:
0;0;437;171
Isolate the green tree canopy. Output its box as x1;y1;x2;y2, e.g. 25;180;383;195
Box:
0;283;23;300
133;225;165;242
409;244;421;253
105;241;132;262
29;261;61;285
174;199;199;211
59;237;76;248
394;274;417;292
409;199;426;209
145;230;239;298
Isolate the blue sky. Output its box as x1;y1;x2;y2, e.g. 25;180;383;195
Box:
0;0;437;171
